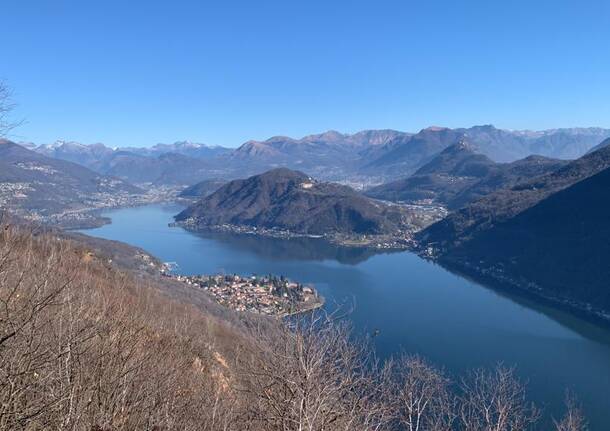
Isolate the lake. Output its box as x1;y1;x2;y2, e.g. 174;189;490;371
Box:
83;203;610;428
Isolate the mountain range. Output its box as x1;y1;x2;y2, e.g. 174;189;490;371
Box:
366;140;569;209
35;140;230;185
36;140;230;163
28;126;610;186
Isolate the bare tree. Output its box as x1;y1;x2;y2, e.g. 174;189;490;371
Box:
0;82;19;137
239;313;393;431
554;393;588;431
458;365;540;431
0;223;243;430
386;354;455;431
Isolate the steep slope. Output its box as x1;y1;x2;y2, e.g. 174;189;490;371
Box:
432;166;610;313
417;144;610;316
449;155;568;209
0;222;259;429
366;140;497;205
0;140;142;221
420;144;610;248
361;127;466;178
366;141;566;209
175;168;407;235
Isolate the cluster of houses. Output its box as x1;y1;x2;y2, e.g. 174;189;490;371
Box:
170;273;322;316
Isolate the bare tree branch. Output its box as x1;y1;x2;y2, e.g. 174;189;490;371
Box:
0;82;22;137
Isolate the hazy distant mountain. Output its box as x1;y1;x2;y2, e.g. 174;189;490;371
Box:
32;126;610;186
175;168;407;235
367;140;567;209
0;140;142;218
232;126;610;172
361;125;610;179
228;125;608;181
228;130;410;179
36;141;115;169
587;137;610;154
89;151;229;186
179;179;228;198
34;140;231;185
122;141;231;159
524;127;610;159
466;125;610;162
36;140;230;164
233;130;406;158
361;127;466;178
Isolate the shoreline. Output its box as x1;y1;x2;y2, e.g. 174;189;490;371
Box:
164;272;325;318
422;252;610;329
172;220;416;251
278;296;326;318
40;186;186;231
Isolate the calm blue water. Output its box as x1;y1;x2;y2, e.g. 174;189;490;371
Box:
83;203;610;428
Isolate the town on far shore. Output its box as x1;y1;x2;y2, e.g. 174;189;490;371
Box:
163;270;323;317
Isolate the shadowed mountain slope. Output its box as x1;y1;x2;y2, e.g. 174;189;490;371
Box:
417;144;610;314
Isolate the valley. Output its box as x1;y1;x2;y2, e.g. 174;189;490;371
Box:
5;5;610;428
4;125;610;428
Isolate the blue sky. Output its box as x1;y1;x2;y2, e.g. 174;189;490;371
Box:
2;0;610;147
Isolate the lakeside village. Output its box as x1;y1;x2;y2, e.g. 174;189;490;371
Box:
174;220;420;250
163;270;324;317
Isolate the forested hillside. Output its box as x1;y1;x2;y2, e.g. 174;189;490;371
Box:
419;145;610;317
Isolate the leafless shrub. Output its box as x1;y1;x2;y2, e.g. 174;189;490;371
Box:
554;393;588;431
458;365;540;431
238;313;393;431
386;354;455;431
0;223;242;430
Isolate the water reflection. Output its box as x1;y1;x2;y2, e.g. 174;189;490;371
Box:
191;229;398;265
